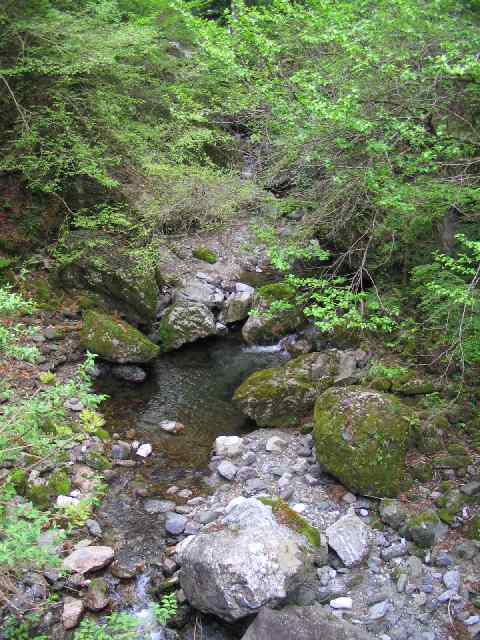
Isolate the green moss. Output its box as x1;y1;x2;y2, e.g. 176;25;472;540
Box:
84;452;111;471
406;510;443;548
48;471;71;496
313;386;412;497
466;516;480;541
9;469;28;495
369;377;392;392
28;485;50;509
412;463;433;482
81;310;160;363
192;246;217;264
447;443;469;456
257;282;296;304
435;454;472;470
260;497;321;547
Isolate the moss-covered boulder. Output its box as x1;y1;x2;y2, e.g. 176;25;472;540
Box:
403;510;448;547
242;283;305;345
233;350;364;427
81;310;160;363
58;231;159;324
313;387;412;497
157;302;217;351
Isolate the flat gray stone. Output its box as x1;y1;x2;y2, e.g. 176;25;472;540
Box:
165;512;187;536
326;512;369;567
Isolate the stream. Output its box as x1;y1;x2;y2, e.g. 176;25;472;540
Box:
94;332;288;639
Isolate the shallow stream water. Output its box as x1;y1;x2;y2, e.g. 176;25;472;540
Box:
95;333;288;639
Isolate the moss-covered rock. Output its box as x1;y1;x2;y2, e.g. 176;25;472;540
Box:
233;350;362;427
9;469;28;496
81;310;160;363
157;302;217;352
192;246;218;264
28;484;51;509
313;387;413;497
58;231;159;324
404;510;447;547
48;470;71;496
259;497;322;548
242;283;305;345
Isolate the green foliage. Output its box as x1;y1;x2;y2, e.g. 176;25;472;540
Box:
152;592;178;625
3;613;47;640
412;234;480;366
192;246;218;263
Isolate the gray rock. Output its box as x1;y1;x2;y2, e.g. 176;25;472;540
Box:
237;466;258;482
175;280;224;309
326;511;369;567
266;436;287;453
381;540;408;561
177;498;314;621
369;600;390;620
241;605;375;640
144;499;176;514
460;481;480;497
443;569;460;592
85;577;109;611
245;478;268;494
223;285;254;323
217;460;237;480
379;500;408;530
158;302;217;351
405;511;448;548
111;441;131;460
111;365;147;383
86;519;102;537
165;513;187;536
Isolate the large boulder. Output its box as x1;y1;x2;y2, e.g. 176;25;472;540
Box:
233;350;365;427
242;283;304;345
222;283;254;324
81;310;160;363
177;498;314;621
58;231;158;324
241;605;374;640
313;387;412;497
174;279;224;309
157;302;217;351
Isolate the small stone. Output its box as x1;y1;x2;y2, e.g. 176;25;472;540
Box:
56;495;79;508
237;466;257;482
397;574;408;593
461;481;480;497
465;616;480;626
184;520;201;535
62;597;84;630
266;436;287;453
434;551;453;567
369;600;389;620
292;503;307;513
64;398;84;412
292;459;308;474
381;540;408;561
85;577;110;611
111;558;144;579
330;596;353;609
177;489;193;499
144;499;176;514
443;569;460;592
215;436;244;458
163;558;178;576
342;492;356;504
165;513;187;536
407;556;424;579
111;441;131;460
413;592;427;607
63;546;114;574
159;420;185;434
86;519;102;537
242;451;256;466
199;510;219;525
244;478;267;494
136;443;152;458
217;460;237;480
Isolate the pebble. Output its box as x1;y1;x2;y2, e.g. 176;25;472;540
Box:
56;495;79;508
165;513;187;536
369;600;390;620
136;443;152;458
217;460;237;481
359;509;369;517
266;436;287;453
330;596;353;609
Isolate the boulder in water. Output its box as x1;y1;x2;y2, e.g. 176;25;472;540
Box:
157;302;217;351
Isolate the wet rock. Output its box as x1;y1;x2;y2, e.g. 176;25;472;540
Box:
62;596;84;630
111;557;145;579
314;387;412;497
112;364;147;383
85;577;110;611
241;605;374;640
159;420;185;434
157;302;217;351
81;311;160;363
326;511;369;567
165;513;187;536
63;545;114;574
217;460;237;481
215;436;244;458
177;498;314;621
111;441;131;460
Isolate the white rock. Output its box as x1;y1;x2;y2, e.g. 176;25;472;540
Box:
292;503;307;513
215;435;244;458
159;420;185;434
326;511;369;567
266;436;287;453
136;443;152;458
56;495;80;508
330;597;353;610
